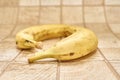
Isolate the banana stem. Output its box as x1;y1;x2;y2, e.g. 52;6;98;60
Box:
28;52;53;63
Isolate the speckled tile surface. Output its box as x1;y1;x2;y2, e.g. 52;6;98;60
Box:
0;0;120;80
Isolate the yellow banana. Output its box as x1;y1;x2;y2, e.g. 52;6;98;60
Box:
16;24;98;63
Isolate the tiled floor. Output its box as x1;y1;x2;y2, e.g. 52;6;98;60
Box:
0;0;120;80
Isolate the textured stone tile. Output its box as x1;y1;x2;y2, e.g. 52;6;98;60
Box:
18;7;39;24
69;24;84;27
0;62;57;80
40;7;60;24
41;0;60;6
0;0;18;6
19;0;39;6
85;23;110;34
0;25;14;40
105;7;120;23
105;0;120;5
85;24;120;48
0;62;9;74
79;49;103;61
84;0;103;5
109;24;120;34
60;61;117;80
117;34;120;39
0;7;18;24
3;37;15;42
14;50;37;63
63;0;82;5
62;7;83;24
84;7;105;23
97;33;119;45
0;41;20;61
11;25;35;37
100;48;120;60
98;34;120;48
110;61;120;74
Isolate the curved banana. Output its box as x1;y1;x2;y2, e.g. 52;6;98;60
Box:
16;24;98;63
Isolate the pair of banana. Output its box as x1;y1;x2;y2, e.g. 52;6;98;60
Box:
16;24;98;63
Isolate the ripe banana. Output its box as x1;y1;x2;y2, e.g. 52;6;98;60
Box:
16;24;98;63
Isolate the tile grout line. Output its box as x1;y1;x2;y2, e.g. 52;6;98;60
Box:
60;0;63;24
56;60;60;80
103;1;120;40
6;5;120;7
82;0;86;28
98;48;120;79
56;0;63;80
39;0;41;24
1;22;120;25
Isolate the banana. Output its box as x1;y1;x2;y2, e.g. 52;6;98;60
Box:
16;24;98;63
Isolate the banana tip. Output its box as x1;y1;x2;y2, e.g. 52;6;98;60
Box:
28;58;33;64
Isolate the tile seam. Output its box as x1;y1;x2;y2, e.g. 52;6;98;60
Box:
98;48;120;79
103;1;120;40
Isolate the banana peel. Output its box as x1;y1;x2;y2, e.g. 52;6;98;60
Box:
15;24;98;63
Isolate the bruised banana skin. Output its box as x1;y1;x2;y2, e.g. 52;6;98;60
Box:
15;24;98;63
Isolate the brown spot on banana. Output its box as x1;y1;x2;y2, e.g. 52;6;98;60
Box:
16;41;18;44
69;52;74;56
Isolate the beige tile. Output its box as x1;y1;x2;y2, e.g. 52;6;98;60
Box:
109;24;120;34
0;41;20;61
116;34;120;39
3;37;15;42
0;0;18;6
41;0;60;6
14;50;37;63
63;0;82;5
69;24;84;27
0;62;57;80
0;62;9;74
85;24;120;48
0;25;14;40
85;23;110;34
97;32;120;48
110;61;120;74
98;34;120;48
62;7;83;24
85;7;105;23
84;0;103;5
19;0;39;6
18;7;39;24
105;7;120;23
79;49;103;61
100;48;120;60
40;7;60;24
0;7;18;24
11;24;36;37
105;0;120;5
60;61;117;80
